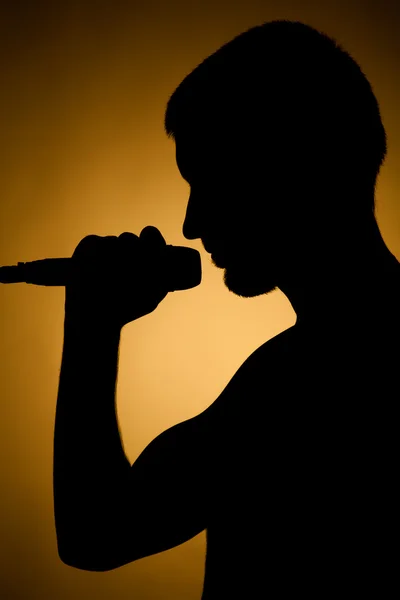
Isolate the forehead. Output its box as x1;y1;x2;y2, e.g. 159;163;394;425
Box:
175;137;213;183
174;137;191;175
174;132;242;184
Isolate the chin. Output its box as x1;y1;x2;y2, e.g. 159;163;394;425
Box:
222;261;277;298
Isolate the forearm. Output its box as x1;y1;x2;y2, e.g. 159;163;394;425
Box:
53;311;132;559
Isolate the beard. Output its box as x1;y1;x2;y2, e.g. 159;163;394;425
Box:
218;249;278;298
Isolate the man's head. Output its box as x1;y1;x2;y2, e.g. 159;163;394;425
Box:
164;20;388;298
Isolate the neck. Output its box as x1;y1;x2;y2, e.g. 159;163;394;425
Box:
278;216;399;328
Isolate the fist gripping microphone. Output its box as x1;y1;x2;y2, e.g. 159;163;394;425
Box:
0;245;202;292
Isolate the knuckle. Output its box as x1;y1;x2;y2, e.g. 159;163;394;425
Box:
73;234;118;262
118;231;139;242
76;234;99;247
73;235;100;257
140;225;163;242
118;232;140;259
140;225;156;236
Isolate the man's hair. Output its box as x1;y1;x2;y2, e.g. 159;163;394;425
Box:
164;20;387;213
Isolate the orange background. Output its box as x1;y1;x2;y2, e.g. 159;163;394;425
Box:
0;1;399;598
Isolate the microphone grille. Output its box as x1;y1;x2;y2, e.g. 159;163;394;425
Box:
166;246;202;292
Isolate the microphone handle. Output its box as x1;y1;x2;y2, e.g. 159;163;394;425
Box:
0;260;68;286
17;259;70;286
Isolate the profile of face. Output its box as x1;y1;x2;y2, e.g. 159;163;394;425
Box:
175;133;307;299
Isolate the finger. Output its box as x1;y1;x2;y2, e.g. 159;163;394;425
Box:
139;226;166;249
69;236;117;288
73;234;102;258
117;232;140;267
84;236;119;279
73;234;119;258
118;231;139;243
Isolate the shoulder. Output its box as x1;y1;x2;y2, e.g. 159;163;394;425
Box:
240;324;300;374
203;324;300;425
198;325;304;469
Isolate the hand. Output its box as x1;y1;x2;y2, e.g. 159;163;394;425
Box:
65;226;170;329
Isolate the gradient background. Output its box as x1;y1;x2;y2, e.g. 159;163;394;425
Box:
0;1;399;598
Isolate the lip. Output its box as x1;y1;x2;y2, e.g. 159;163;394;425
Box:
211;250;226;268
202;237;222;254
202;238;227;265
202;240;213;254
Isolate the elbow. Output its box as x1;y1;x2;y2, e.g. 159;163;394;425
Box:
56;537;132;572
59;555;131;573
54;507;138;571
58;547;116;572
59;558;115;572
55;510;116;571
56;534;114;572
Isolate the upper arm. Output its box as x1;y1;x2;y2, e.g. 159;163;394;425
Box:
81;410;213;571
72;335;286;572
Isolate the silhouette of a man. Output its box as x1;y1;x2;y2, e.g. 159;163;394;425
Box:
54;21;399;598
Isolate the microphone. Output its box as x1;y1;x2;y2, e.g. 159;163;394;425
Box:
0;245;202;292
